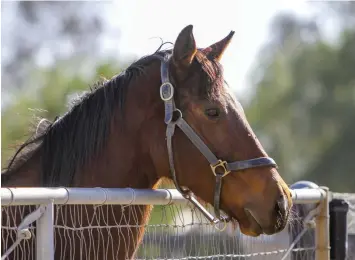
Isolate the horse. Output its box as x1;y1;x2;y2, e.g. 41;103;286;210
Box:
1;25;292;260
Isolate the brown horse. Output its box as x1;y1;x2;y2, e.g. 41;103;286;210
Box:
2;25;292;259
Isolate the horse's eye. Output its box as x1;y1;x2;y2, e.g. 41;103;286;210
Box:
205;108;220;118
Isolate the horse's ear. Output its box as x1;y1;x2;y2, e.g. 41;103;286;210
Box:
203;31;235;61
172;25;197;70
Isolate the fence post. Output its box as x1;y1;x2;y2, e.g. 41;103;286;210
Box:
36;200;54;260
329;198;349;260
290;181;320;260
315;186;330;260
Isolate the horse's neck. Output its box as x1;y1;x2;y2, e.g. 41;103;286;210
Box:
2;151;42;187
75;76;163;189
70;68;166;258
2;64;166;259
3;130;160;260
74;135;160;188
3;141;158;189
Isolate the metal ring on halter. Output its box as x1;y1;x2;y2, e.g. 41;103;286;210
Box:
210;160;231;177
171;109;182;123
213;215;228;232
160;82;174;101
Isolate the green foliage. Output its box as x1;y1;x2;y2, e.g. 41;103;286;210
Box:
246;8;355;192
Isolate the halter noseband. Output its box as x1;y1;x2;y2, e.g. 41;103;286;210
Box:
160;54;277;224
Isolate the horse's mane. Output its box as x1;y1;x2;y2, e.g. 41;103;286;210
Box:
2;45;223;187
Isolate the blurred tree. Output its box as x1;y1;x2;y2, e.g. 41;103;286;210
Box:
246;2;355;191
1;1;117;106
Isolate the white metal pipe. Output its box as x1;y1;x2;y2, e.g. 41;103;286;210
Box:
1;187;327;206
291;188;326;204
1;188;188;206
1;187;68;205
36;201;54;260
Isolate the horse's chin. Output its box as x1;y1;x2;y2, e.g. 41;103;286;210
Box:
194;199;263;237
222;208;263;237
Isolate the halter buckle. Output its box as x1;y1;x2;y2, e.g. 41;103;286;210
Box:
160;82;174;101
210;160;230;177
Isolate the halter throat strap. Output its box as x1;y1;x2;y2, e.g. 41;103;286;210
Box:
160;54;277;224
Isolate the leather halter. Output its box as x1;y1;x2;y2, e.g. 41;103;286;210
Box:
160;54;277;224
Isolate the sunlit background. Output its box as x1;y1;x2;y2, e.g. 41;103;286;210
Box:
2;1;355;191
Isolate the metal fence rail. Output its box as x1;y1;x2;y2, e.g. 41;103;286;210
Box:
1;187;326;206
1;183;330;260
1;188;188;206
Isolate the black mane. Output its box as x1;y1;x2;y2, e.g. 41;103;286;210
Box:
2;47;223;187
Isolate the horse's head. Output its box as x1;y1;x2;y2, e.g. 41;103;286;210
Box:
153;25;292;237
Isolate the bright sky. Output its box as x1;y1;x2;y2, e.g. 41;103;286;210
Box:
105;0;313;96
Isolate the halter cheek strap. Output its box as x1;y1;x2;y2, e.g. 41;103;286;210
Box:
160;54;277;224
